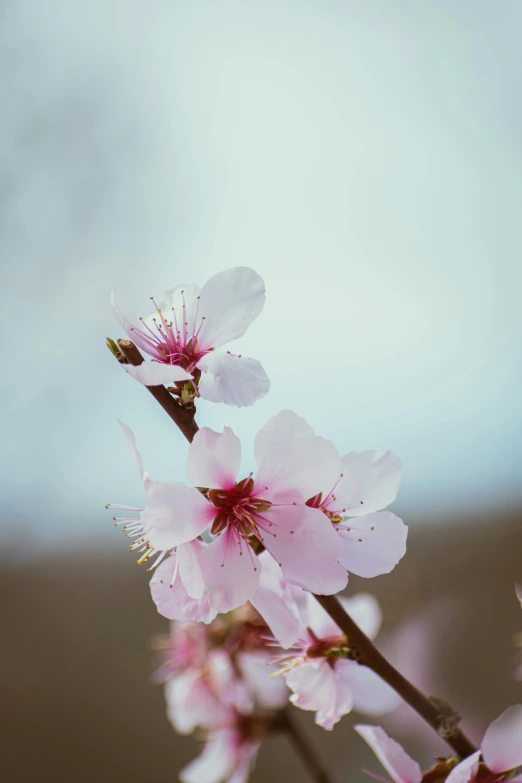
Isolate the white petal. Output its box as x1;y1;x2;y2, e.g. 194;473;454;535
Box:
299;591;341;639
337;512;408;578
199;529;261;613
255;435;341;503
339;593;383;640
481;704;522;773
124;361;192;386
261;505;347;595
186;426;241;490
117;418;153;491
110;288;154;356
150;556;218;623
141;481;213;550
237;651;289;709
180;731;237;783
196;267;266;349
177;540;206;599
250;553;302;648
445;753;481;783
165;670;230;735
286;659;337;714
198;352;270;408
160;284;201;337
343;663;400;715
254;410;316;465
354;725;422;783
329;450;402;517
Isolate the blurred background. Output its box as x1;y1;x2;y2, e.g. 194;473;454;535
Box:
2;0;522;780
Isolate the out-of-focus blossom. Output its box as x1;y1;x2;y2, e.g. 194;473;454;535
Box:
356;705;522;783
111;267;270;407
255;410;407;580
514;585;522;681
259;584;398;730
179;711;265;783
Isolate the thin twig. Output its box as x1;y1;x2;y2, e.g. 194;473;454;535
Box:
111;341;478;760
279;708;334;783
116;340;199;443
314;594;477;758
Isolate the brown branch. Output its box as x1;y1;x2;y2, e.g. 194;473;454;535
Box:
110;340;478;760
115;340;199;443
278;708;335;783
314;594;477;759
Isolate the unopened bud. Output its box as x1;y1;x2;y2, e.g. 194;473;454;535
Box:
106;337;125;362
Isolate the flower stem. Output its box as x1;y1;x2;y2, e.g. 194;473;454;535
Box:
279;708;335;783
313;594;477;759
115;339;199;443
110;339;478;760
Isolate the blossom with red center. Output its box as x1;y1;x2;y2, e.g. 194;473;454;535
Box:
109;417;347;621
110;266;270;407
259;583;398;730
356;705;522;783
255;410;407;580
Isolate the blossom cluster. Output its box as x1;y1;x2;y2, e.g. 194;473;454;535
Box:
108;266;522;782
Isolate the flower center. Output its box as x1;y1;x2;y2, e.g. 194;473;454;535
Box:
208;477;272;539
131;291;211;371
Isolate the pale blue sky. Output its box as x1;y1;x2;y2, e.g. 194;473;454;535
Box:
1;0;521;554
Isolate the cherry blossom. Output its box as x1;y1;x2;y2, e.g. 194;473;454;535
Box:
254;410;407;580
515;585;522;681
261;586;399;730
356;705;522;783
111;266;270;407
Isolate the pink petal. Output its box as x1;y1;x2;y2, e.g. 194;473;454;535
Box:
481;704;522;773
329;450;402;516
117;418;153;491
141;481;213;550
337;512;408;578
255;435;341;504
299;591;341;639
237;651;289;709
177;540;206;599
150;556;218;623
253;410;316;465
286;659;338;714
250;553;302;648
516;584;522;609
196;267;266;349
124;361;192;386
180;730;237;783
199;529;261;613
165;669;230;735
227;742;260;783
207;650;253;715
186;427;241;490
354;725;422;783
342;662;400;715
339;593;383;641
444;753;481;783
261;505;347;595
110;287;155;356
197;352;270;408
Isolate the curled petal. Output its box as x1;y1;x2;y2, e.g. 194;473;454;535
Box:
199;529;261;613
198;352;270;408
196;267;266;349
124;361;192;387
330;450;402;516
117;418;153;491
142;482;213;550
337;512;407;578
186;427;241;490
445;754;481;783
150;555;217;623
354;725;422;783
262;506;347;595
481;704;522;773
254;410;316;465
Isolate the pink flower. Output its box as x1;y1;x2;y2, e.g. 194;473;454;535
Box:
255;411;407;580
263;586;399;730
111;419;347;619
110;266;270;407
179;715;263;783
515;585;522;681
356;705;522;783
152;621;208;683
